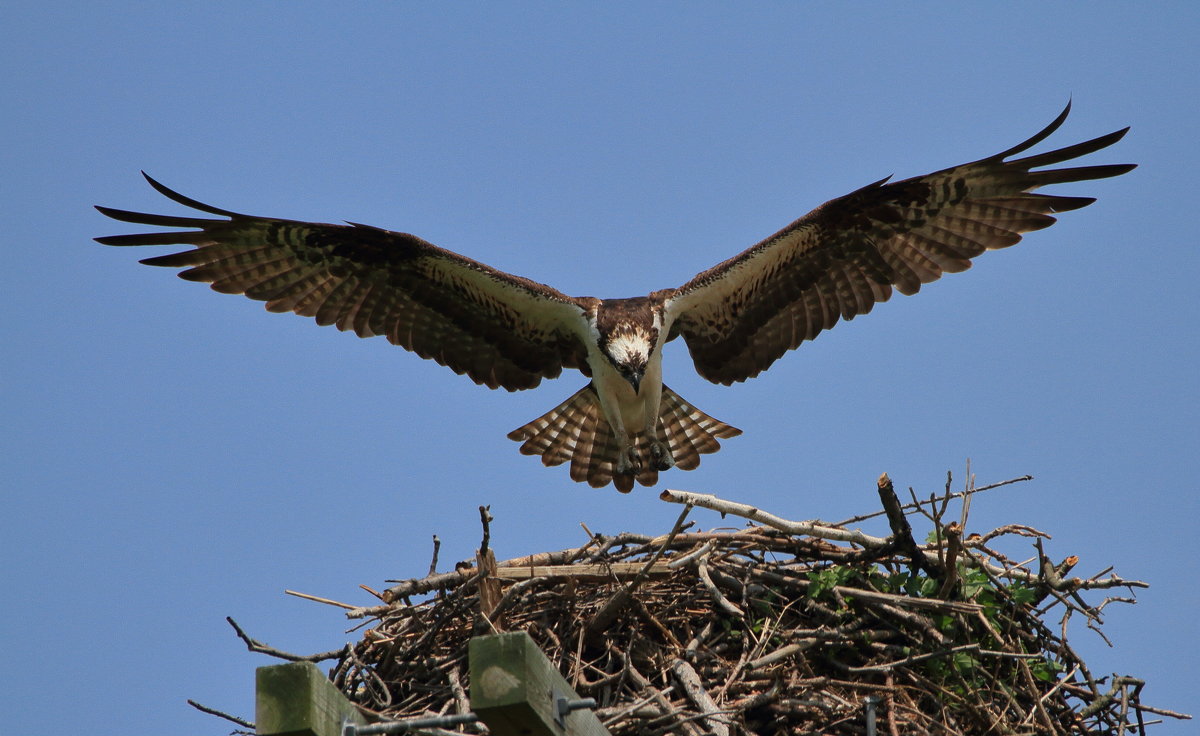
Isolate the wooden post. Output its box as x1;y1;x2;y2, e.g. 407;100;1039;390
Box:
470;632;609;736
256;661;366;736
253;634;608;736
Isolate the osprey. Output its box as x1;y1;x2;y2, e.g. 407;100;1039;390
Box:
96;104;1132;492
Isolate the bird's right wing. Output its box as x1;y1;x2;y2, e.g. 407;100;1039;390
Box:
96;174;593;391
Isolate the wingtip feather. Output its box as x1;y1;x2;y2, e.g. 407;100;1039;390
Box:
139;172;244;218
992;101;1073;160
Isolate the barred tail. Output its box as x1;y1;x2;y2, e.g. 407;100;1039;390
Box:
657;385;742;470
507;383;741;493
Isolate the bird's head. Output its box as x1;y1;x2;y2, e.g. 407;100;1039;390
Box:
602;328;654;394
595;297;663;395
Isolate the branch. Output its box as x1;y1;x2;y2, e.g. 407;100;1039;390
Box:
836;474;1034;526
186;699;255;729
659;489;889;547
840;643;981;674
284;589;357;610
429;534;442;576
1078;676;1145;719
876;473;929;574
478;505;493;559
361;546;591;615
671;658;731;736
225;617;346;662
697;557;744;617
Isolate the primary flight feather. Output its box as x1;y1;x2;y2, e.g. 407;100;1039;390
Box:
96;103;1133;492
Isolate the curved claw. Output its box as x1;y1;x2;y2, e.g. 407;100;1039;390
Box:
649;440;675;471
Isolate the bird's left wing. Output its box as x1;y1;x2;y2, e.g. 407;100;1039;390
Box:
664;104;1134;385
96;173;592;391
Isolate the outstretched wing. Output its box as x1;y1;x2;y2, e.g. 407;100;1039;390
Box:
665;103;1135;385
96;174;592;391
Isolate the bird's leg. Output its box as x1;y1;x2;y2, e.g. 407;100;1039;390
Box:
645;414;674;472
606;411;641;476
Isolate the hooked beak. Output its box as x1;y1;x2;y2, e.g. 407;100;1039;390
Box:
622;366;643;394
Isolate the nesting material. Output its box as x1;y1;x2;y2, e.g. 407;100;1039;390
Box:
281;475;1184;735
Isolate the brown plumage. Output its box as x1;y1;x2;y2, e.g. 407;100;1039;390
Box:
96;103;1133;491
665;103;1134;384
507;384;740;493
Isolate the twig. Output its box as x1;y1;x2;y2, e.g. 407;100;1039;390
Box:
838;643;981;674
745;566;982;614
746;640;819;670
302;480;1186;734
936;522;963;599
446;666;471;717
958;461;974;531
836;475;1033;526
1078;676;1146;719
495;562;673;580
602;685;675;727
285;589;357;610
186;699;255;729
627;665;705;736
586;503;692;634
697;557;744;617
478;506;493;559
226;617;346;662
370;546;588;610
667;539;717;569
671;658;731;736
429;535;442;576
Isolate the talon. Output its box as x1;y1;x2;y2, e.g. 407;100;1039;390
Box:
616;447;642;475
649;440;674;471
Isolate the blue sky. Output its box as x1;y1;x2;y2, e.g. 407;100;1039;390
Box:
4;3;1197;733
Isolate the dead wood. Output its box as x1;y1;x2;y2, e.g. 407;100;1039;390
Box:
246;473;1187;735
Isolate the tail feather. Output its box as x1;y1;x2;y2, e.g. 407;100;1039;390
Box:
658;386;741;470
509;388;591;467
540;394;589;467
568;406;603;484
507;383;741;492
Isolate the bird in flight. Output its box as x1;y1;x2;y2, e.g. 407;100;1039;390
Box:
96;104;1132;492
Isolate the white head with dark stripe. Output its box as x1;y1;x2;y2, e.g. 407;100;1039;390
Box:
596;297;661;393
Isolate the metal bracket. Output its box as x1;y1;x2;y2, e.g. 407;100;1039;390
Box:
552;688;598;728
340;688;596;734
863;695;883;736
343;712;480;736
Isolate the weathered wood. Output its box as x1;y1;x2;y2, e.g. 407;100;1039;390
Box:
256;661;366;736
470;631;609;736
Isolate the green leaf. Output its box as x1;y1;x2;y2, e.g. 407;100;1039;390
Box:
807;565;859;599
1031;657;1065;683
918;576;939;597
952;652;978;672
1009;583;1037;606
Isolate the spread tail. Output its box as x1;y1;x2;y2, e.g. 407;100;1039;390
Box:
507;383;741;492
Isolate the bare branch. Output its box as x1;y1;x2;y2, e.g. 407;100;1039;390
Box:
186;699;255;729
225;616;346;662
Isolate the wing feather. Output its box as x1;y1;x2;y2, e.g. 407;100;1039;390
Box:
335;280;375;334
96;173;591;391
666;103;1134;384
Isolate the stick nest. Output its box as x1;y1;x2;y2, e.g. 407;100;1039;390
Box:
262;474;1186;735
